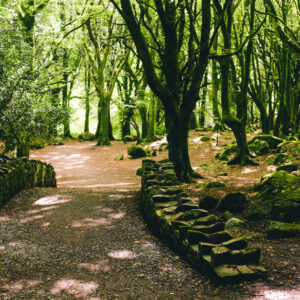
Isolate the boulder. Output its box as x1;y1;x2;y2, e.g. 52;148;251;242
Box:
218;193;247;213
267;221;300;239
127;145;147;158
249;134;284;149
248;140;269;156
273;153;289;165
247;171;300;221
78;132;95;141
225;217;245;228
199;196;219;210
201;136;211;142
215;145;236;161
278;140;300;155
123;135;136;143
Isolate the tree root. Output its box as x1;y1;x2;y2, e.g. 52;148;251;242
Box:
228;154;259;166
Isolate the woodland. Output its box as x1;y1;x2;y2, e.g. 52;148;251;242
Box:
0;0;299;299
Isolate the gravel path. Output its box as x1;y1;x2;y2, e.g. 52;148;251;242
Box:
0;140;298;299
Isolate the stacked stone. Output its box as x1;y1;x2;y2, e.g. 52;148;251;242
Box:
0;155;56;206
141;159;267;283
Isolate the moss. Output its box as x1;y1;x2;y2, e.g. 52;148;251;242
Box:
215;145;237;161
127;145;147;158
248;171;300;221
249;134;284;149
204;181;225;189
78;132;95;141
267;221;300;239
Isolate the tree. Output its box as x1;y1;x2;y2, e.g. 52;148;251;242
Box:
110;0;226;181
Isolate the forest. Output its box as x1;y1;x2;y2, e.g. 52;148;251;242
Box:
0;0;299;299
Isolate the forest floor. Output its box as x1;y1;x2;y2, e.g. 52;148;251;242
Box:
0;130;299;299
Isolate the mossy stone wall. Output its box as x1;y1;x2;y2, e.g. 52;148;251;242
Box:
0;155;56;206
140;159;267;283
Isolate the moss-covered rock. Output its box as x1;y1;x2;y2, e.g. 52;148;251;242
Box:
127;145;147;158
278;140;300;155
248;140;269;156
218;192;247;213
225;217;245;228
122;135;137;143
78;132;95;141
249;134;284;149
201;136;211;142
273;153;290;165
267;221;300;239
248;171;300;221
215;145;237;161
199;196;219;210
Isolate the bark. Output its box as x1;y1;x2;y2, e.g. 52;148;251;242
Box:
84;68;90;133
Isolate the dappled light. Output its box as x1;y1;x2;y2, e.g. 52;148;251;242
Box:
255;288;300;299
34;195;71;206
107;250;138;259
108;212;126;219
241;167;258;174
78;260;111;273
51;278;99;297
71;217;111;228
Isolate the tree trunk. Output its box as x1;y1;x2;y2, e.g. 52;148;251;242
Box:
97;97;110;146
84;69;90;133
166;114;201;182
62;50;72;138
16;143;29;158
146;92;156;142
138;104;148;139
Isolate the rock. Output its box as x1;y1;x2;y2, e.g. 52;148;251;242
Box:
193;214;218;225
78;132;95;141
208;231;233;243
273;153;289;165
114;154;124;161
211;247;231;267
215;145;236;161
278;140;300;155
218;193;247;213
136;168;142;176
267;221;300;239
220;236;248;250
223;211;234;220
199;196;219;210
249;134;284;149
248;140;269;156
123;135;136;143
276;164;298;173
178;209;208;221
248;171;300;222
205;181;225;189
127;145;147;158
225;217;245;228
201;136;211;142
214;265;240;281
230;248;261;265
192;222;225;234
186;230;208;243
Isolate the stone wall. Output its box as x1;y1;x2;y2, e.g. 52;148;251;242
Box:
0;155;56;206
140;159;267;283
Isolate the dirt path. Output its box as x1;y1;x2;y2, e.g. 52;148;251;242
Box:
0;140;298;299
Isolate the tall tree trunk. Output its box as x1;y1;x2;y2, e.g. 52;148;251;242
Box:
211;37;220;122
97;97;110;146
146;91;156;142
84;68;90;133
138;104;148;139
62;50;72;138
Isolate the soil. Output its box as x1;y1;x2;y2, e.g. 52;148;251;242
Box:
0;131;299;299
